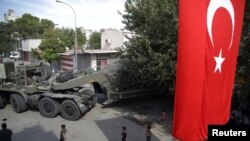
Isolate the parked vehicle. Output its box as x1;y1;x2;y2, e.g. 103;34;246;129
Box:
9;51;20;60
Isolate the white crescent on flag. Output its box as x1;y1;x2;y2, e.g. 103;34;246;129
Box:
207;0;235;49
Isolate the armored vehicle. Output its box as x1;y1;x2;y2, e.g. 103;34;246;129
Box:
0;61;96;121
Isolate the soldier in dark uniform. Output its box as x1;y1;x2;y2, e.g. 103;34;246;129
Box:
0;123;13;141
146;125;152;141
60;124;67;141
121;126;127;141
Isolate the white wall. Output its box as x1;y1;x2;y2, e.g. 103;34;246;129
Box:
21;39;42;52
84;29;94;40
108;58;119;64
101;29;124;50
90;55;97;71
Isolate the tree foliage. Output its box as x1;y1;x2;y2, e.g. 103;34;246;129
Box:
40;48;59;65
40;19;55;31
0;22;17;58
38;28;66;64
31;48;42;60
77;28;86;47
1;13;86;64
61;28;86;49
61;28;74;48
120;0;178;92
89;32;101;49
15;14;41;39
233;15;250;111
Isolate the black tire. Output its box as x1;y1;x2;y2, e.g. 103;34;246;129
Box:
10;94;27;113
56;72;74;83
80;89;96;108
91;95;97;108
41;64;52;81
60;100;81;121
0;95;5;109
39;97;60;118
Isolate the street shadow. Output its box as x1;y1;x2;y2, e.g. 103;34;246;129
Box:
95;116;161;141
99;94;174;135
12;122;58;141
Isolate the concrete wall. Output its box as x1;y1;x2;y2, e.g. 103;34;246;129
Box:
101;29;124;50
107;57;119;65
75;53;118;71
21;39;42;52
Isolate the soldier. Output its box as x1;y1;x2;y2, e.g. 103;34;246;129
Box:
60;124;67;141
0;123;13;141
121;126;127;141
146;125;152;141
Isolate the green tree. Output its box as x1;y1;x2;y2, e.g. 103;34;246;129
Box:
40;48;60;65
14;14;55;39
0;22;17;59
61;28;86;49
61;28;74;48
38;28;66;65
76;28;86;47
233;13;250;110
40;19;55;34
89;32;101;49
120;0;178;92
31;48;42;60
15;14;41;39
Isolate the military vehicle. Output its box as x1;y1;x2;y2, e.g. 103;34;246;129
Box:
0;60;155;120
0;61;97;121
61;61;157;105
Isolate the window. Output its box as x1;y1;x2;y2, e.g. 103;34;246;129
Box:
96;59;107;71
105;39;111;45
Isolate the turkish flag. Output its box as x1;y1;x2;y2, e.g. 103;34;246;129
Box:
172;0;245;140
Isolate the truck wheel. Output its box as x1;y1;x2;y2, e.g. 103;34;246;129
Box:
80;89;96;108
60;100;81;121
39;97;60;118
0;95;5;109
10;94;27;113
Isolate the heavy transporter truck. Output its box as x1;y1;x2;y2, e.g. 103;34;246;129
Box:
0;61;97;121
0;61;155;120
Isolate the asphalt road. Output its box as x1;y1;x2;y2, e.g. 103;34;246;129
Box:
0;102;163;141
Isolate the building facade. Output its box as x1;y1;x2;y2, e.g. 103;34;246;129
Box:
19;29;125;72
21;39;42;64
4;9;19;22
101;28;124;50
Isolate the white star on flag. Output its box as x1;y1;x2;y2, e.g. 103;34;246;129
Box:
214;49;225;73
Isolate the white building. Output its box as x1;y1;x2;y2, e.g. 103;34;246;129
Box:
4;9;19;22
19;29;126;72
81;28;97;49
60;28;127;71
60;49;118;71
21;39;42;64
82;28;95;41
101;28;124;50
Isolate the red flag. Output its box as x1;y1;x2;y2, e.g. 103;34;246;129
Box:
172;0;245;140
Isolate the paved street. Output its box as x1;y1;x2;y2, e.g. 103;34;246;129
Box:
0;96;170;141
